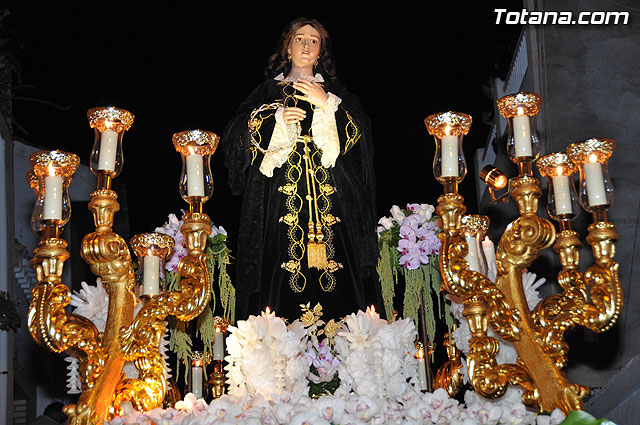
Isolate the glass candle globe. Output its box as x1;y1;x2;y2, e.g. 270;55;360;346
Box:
537;152;580;222
28;150;79;235
425;111;472;188
497;92;542;164
130;232;175;298
87;106;135;180
460;215;490;275
566;138;615;213
173;130;219;206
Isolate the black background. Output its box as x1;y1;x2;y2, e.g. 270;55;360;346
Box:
7;3;521;239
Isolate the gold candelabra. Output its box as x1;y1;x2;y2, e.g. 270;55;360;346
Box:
427;93;622;414
27;107;221;424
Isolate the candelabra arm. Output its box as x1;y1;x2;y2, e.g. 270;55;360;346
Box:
115;213;213;412
463;297;537;404
63;189;136;425
533;223;621;377
28;238;105;397
437;194;521;341
434;333;464;397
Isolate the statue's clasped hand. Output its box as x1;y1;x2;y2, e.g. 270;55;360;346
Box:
293;79;328;109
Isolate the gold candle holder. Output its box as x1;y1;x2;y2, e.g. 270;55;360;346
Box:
173;130;219;214
87;106;135;190
566;138;615;222
425;111;472;194
460;215;490;275
130;233;175;298
497;92;542;176
28;151;79;239
537;153;580;230
208;316;231;399
27;107;219;424
431;93;622;414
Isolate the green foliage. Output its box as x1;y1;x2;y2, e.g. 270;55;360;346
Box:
308;365;341;398
560;410;616;425
165;221;236;380
0;291;20;332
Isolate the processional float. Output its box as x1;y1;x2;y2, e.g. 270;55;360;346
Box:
25;91;622;423
429;93;621;414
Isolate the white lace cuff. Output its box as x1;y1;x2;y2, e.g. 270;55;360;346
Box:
259;107;298;177
312;92;342;168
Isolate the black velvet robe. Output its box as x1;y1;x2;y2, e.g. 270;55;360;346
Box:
222;75;379;321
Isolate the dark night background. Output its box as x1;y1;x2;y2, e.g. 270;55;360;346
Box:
6;3;520;237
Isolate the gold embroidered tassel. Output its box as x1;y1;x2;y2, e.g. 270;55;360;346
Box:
307;221;318;268
314;224;328;268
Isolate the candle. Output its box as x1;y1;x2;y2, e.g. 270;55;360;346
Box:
441;125;458;177
481;237;495;266
191;364;203;398
142;253;160;296
464;235;481;272
552;166;572;215
512;109;532;157
186;147;205;197
584;154;607;207
97;129;118;171
43;165;63;220
416;347;428;391
213;327;224;360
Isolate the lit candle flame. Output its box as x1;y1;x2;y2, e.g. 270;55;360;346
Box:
417;346;425;359
556;165;564;177
444;125;452;137
517;106;525;116
47;163;56;176
215;326;221;333
265;306;271;314
370;305;376;314
588;153;599;163
188;145;197;155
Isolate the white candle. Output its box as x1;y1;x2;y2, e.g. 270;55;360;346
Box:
441;132;459;178
552;169;573;215
416;349;428;391
481;237;495;266
186;153;205;197
43;167;63;220
142;254;160;296
584;154;607;206
191;365;203;398
97;129;118;171
512;114;532;157
464;235;482;272
213;328;224;360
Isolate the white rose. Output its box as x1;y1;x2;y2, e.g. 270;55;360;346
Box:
390;205;405;224
378;217;394;230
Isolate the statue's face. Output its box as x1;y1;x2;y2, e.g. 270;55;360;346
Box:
287;24;321;69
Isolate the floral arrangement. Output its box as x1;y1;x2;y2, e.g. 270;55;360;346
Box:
224;308;309;400
376;203;452;340
154;212;235;382
300;303;341;397
109;307;567;425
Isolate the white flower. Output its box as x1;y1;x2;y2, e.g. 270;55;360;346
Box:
378;217;394;230
390;205;406;224
522;271;546;311
535;409;565;425
345;394;380;421
70;279;109;332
